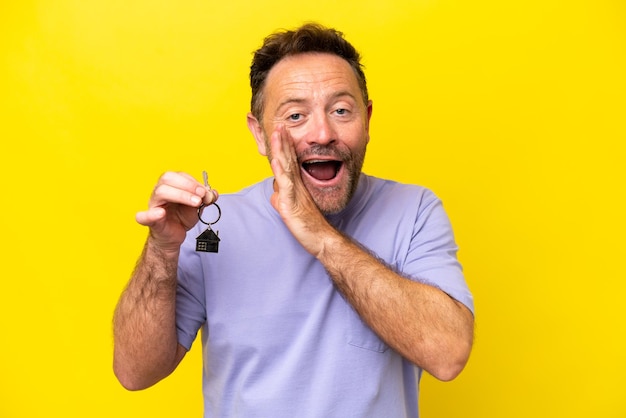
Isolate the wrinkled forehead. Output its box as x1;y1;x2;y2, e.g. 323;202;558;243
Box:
263;53;362;102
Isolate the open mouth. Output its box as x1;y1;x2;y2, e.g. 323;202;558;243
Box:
302;160;343;181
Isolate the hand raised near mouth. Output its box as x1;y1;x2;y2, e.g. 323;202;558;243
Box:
268;124;339;257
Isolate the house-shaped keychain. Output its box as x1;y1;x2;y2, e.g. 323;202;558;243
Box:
195;173;221;254
196;227;220;253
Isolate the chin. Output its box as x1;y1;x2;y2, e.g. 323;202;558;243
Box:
316;199;348;215
309;183;354;215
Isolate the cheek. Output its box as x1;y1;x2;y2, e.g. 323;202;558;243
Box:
281;127;308;154
284;125;307;144
342;126;369;150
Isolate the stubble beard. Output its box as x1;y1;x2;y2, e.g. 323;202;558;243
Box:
305;145;366;215
265;139;367;216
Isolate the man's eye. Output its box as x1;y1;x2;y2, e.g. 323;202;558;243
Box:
335;108;347;115
289;113;301;121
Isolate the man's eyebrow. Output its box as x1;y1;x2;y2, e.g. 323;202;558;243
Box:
276;97;307;113
330;90;358;102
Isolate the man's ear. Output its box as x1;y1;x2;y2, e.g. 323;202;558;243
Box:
247;112;268;156
365;100;373;144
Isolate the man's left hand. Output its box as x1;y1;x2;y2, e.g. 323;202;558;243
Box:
268;124;338;257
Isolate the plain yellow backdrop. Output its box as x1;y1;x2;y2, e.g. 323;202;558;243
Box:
1;0;624;417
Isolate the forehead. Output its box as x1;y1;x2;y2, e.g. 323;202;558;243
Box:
263;53;361;105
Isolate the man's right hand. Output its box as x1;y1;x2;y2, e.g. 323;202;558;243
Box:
135;171;219;253
113;171;218;390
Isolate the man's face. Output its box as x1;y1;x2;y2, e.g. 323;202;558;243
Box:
248;52;373;215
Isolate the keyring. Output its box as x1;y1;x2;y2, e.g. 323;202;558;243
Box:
195;171;222;253
198;202;221;226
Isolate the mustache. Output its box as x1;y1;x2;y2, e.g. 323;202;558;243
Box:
297;144;352;163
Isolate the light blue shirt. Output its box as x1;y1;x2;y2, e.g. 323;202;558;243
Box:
176;174;474;417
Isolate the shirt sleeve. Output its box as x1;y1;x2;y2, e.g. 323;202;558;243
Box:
403;189;475;315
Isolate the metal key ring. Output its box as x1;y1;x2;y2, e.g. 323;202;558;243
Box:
197;202;221;226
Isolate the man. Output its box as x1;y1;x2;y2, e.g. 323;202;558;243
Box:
113;23;474;417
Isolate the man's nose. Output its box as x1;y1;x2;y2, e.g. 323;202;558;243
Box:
306;113;336;145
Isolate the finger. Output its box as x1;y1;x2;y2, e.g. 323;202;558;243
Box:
151;183;204;208
280;125;298;162
158;171;207;196
135;207;166;227
282;127;299;173
202;189;219;205
269;125;292;171
157;171;202;189
270;129;291;190
151;171;210;208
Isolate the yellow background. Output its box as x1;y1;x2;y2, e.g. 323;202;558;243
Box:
1;0;624;416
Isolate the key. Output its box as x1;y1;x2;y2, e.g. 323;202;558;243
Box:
196;170;221;253
203;170;211;191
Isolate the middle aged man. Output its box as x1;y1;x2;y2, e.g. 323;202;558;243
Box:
114;23;475;417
